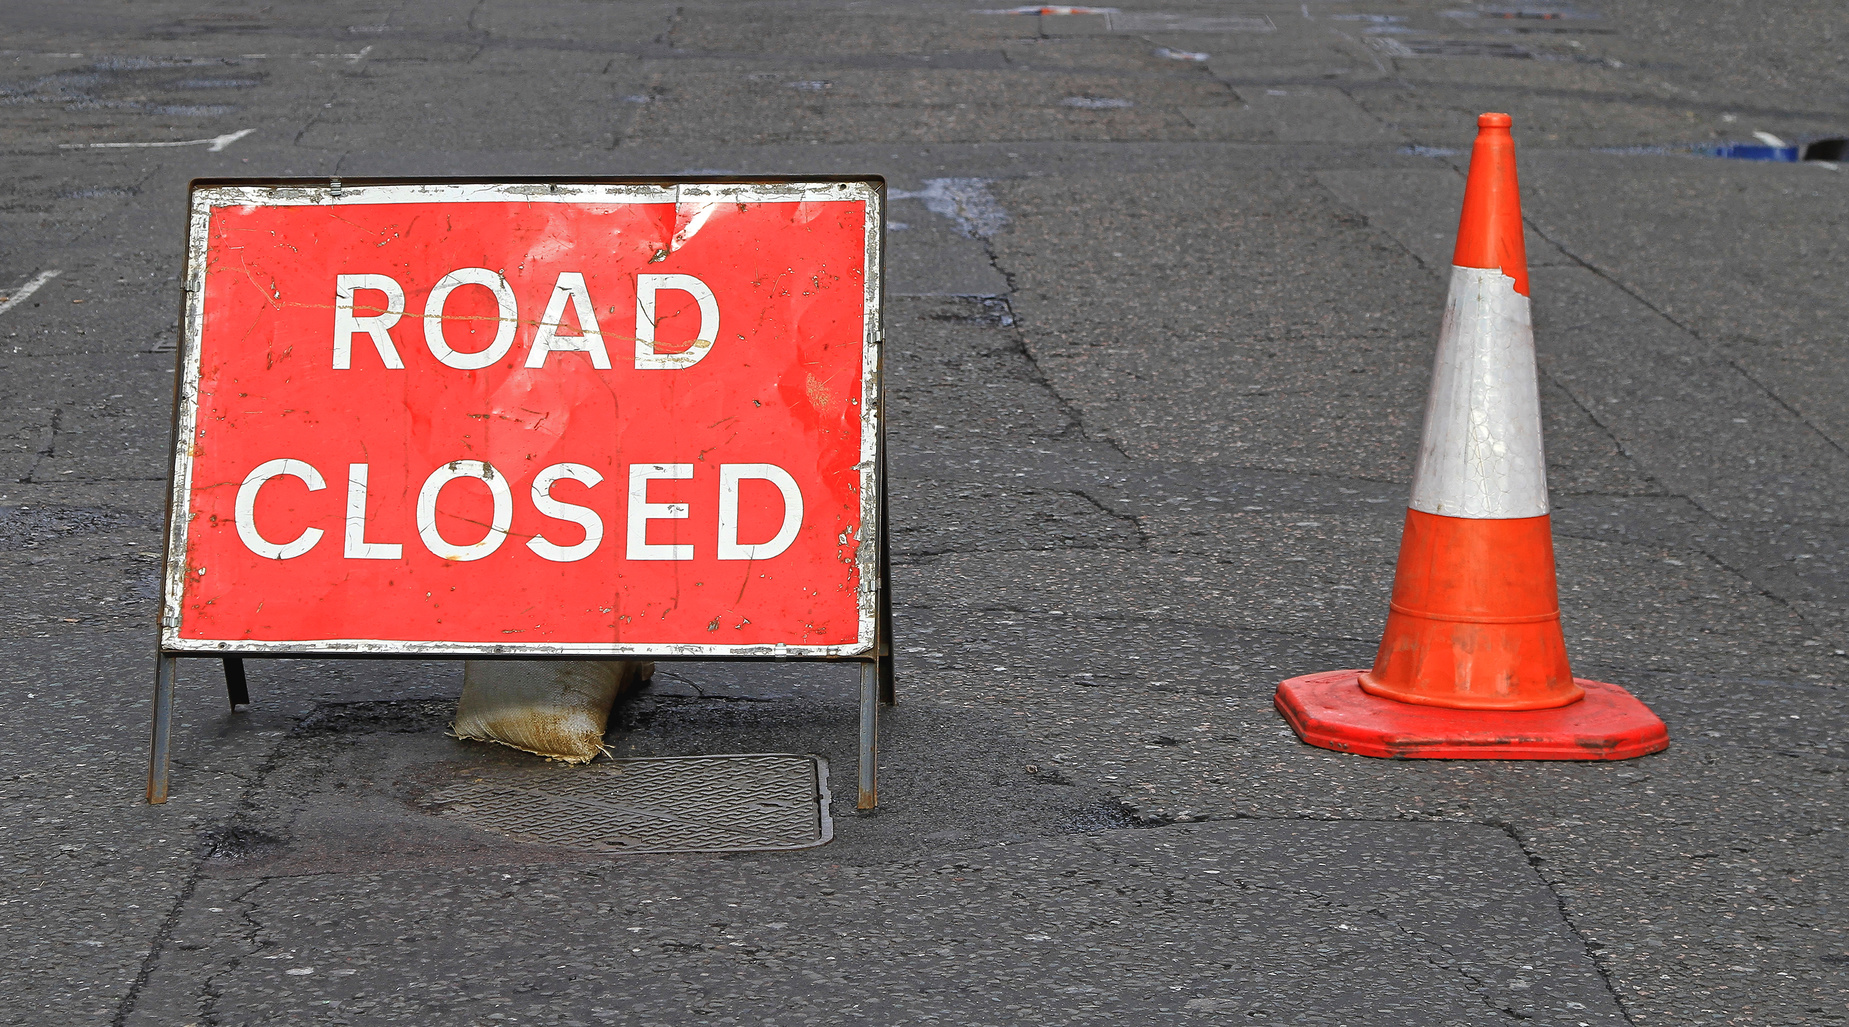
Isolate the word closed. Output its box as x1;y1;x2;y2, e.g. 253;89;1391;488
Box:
164;180;882;655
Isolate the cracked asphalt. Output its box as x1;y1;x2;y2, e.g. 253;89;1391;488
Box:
2;1;1846;1024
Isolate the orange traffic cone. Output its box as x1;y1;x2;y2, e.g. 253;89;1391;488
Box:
1275;113;1668;760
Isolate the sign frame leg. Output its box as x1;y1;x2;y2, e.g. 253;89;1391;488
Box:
860;389;892;808
223;657;249;709
147;654;176;804
857;659;879;809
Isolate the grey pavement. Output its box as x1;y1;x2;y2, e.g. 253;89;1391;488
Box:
2;1;1846;1024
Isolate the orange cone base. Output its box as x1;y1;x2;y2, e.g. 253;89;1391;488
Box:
1275;670;1668;761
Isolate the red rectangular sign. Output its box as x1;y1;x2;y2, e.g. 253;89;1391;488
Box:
162;179;883;656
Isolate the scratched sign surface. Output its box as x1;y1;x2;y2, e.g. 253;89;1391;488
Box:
162;179;882;656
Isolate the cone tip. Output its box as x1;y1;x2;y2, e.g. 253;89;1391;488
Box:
1453;112;1529;294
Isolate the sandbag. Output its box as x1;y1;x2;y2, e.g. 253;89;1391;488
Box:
452;660;653;763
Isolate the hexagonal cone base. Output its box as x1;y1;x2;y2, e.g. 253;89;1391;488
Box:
1275;670;1668;760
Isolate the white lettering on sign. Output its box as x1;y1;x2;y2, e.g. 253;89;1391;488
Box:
528;463;604;563
227;460;805;564
235;459;327;560
635;273;720;370
718;463;803;560
423;269;518;370
417;460;513;561
627;463;693;561
344;463;402;560
333;275;406;369
333;271;721;371
526;272;610;369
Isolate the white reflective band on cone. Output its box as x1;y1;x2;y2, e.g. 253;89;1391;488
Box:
1408;266;1549;520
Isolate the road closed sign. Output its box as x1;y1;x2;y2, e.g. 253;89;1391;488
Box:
162;178;884;657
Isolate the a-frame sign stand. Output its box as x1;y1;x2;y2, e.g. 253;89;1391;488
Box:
147;176;896;812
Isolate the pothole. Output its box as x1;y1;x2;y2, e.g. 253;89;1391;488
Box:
1803;138;1847;162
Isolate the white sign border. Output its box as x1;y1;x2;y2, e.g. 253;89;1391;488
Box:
160;178;883;659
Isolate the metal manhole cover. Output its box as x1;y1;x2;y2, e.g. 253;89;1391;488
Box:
424;753;833;854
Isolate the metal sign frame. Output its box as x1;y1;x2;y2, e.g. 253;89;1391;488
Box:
147;175;894;809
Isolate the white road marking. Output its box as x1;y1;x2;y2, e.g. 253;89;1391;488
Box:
61;128;254;152
240;45;371;62
0;48;370;62
0;270;62;317
889;178;1009;239
976;5;1119;13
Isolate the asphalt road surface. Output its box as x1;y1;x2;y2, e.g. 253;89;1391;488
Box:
3;2;1847;1025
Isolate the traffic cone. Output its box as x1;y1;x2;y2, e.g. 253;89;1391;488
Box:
1274;113;1669;760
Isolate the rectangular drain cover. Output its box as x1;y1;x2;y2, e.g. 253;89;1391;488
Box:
425;753;833;854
